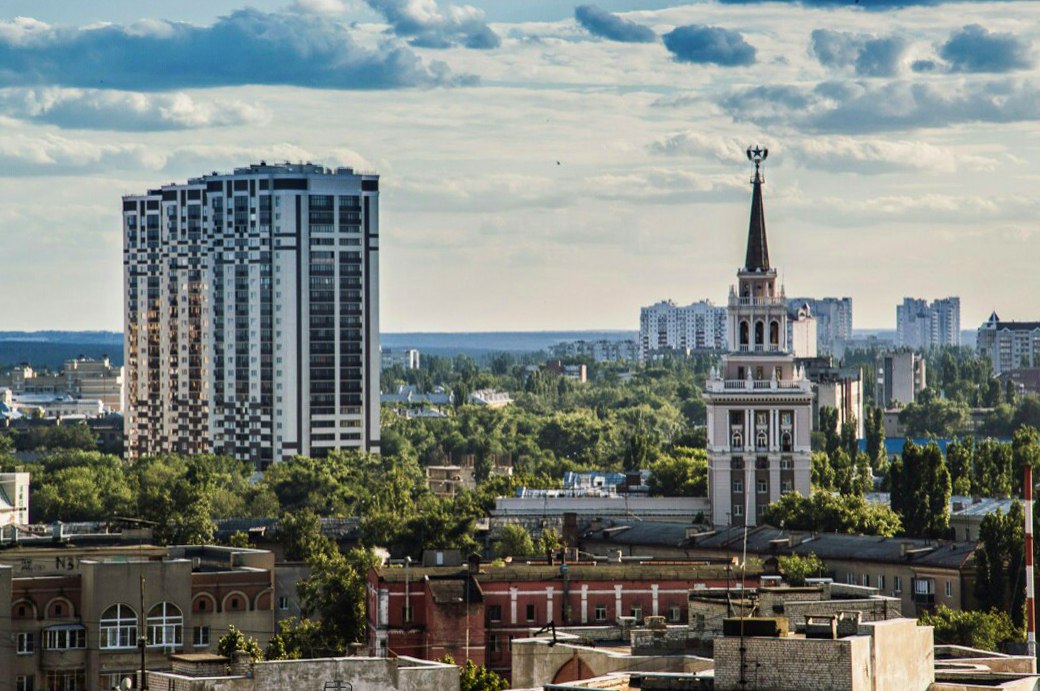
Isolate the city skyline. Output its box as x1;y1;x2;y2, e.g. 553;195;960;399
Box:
0;0;1037;332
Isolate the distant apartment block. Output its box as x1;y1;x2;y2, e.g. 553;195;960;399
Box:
381;347;419;370
896;297;960;349
802;358;864;439
123;162;380;467
639;299;726;360
549;339;639;362
0;357;124;414
787;301;818;359
976;311;1040;375
787;297;853;355
876;351;927;407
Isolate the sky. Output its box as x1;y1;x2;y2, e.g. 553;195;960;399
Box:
0;0;1038;333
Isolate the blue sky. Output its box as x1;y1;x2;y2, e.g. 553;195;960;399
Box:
0;0;1037;332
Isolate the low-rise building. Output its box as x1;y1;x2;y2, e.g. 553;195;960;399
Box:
367;558;753;682
468;389;512;408
0;538;276;691
381;385;453;407
0;358;124;414
381;348;421;371
549;339;639;363
493;495;710;535
680;526;977;616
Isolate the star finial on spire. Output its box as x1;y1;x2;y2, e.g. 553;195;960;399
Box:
746;146;768;182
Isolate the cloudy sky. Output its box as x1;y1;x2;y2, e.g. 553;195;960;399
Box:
1;0;1037;333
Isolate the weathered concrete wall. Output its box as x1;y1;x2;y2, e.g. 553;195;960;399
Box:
510;637;711;689
147;656;459;691
714;635;871;691
862;618;933;691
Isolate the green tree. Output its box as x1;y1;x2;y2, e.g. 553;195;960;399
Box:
890;441;951;539
974;501;1026;628
492;523;536;559
217;625;264;662
647;447;707;497
778;553;826;586
297;547;380;653
441;656;509;691
1011;425;1040;494
946;438;973;496
264;617;326;660
865;406;886;470
280;509;337;562
537;527;564;561
899;395;970;437
811;452;835;491
919;606;1023;652
227;531;251;548
760;492;901;537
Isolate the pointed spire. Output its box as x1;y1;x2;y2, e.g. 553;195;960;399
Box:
744;146;770;272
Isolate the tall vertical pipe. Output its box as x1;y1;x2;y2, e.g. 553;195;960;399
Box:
1026;463;1036;659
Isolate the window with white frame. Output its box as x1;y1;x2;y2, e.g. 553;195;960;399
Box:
669;606;682;622
733;504;744;517
945;581;953;598
877;575;885;590
43;626;85;650
595;604;607;622
193;626;210;647
147;602;184;647
101;604;138;649
894;576;902;593
733;480;744;493
16;675;34;691
16;632;34;654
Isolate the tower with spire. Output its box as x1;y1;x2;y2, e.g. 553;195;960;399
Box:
703;148;813;528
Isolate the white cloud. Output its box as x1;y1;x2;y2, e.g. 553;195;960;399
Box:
0;88;268;131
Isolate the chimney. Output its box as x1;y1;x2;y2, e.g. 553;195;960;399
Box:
562;513;578;547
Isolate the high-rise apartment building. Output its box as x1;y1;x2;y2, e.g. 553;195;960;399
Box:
704;150;813;528
123;163;380;467
787;297;852;354
639;299;727;359
896;297;960;350
875;350;926;407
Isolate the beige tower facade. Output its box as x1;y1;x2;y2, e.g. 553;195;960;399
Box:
704;150;813;527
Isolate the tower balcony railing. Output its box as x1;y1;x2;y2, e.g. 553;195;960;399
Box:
729;296;786;307
737;345;782;353
706;378;811;393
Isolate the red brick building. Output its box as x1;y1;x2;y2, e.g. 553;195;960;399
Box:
366;559;753;680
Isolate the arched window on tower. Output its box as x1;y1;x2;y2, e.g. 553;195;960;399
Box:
739;321;749;349
770;321;780;349
781;431;793;453
755;321;764;350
